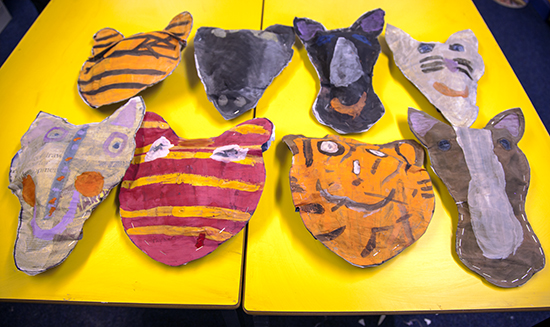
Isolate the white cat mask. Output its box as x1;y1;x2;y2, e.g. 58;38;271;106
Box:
386;25;484;127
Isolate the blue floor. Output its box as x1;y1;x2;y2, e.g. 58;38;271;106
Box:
1;0;550;326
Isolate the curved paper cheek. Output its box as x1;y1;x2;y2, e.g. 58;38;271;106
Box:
22;175;36;207
75;172;105;197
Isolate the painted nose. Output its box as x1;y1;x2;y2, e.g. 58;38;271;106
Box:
330;37;364;87
444;58;459;72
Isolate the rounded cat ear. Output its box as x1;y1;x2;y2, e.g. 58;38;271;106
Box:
485;108;525;142
101;96;146;134
408;108;440;145
293;17;326;42
351;9;385;36
446;29;479;51
264;24;296;47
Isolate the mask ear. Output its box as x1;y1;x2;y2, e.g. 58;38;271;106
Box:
446;29;478;52
385;25;419;65
264;24;295;47
350;9;385;36
293;17;326;42
20;112;71;147
101;97;146;134
164;11;193;42
485;108;525;143
408;108;441;146
282;134;306;155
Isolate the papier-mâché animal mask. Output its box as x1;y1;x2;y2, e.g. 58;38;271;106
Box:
78;12;193;108
119;113;274;266
386;25;484;127
408;108;544;287
283;134;434;267
294;9;385;134
8;97;146;275
194;25;294;120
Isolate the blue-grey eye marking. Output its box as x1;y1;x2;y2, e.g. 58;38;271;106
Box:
449;43;465;52
316;35;333;46
44;127;68;143
438;140;451;151
352;34;371;45
499;138;512;151
418;43;435;54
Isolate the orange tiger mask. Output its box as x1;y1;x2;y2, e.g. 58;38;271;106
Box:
283;134;435;267
78;12;193;108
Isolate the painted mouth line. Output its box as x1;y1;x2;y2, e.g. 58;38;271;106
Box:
329;92;367;119
433;82;469;98
316;180;395;212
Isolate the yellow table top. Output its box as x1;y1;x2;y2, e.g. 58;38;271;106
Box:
244;0;550;314
0;0;263;307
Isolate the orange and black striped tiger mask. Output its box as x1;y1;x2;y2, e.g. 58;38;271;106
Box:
78;12;193;108
283;134;434;267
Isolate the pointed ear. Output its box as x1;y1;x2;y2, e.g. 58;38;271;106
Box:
408;108;441;146
446;29;478;52
395;140;425;167
282;134;307;155
102;97;146;134
20;112;71;147
164;11;193;41
92;28;123;56
265;24;295;47
485;108;525;142
385;25;418;66
350;9;385;36
293;17;326;42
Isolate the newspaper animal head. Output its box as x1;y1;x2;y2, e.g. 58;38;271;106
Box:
8;97;145;275
294;9;385;134
386;25;484;127
194;25;295;120
408;108;544;287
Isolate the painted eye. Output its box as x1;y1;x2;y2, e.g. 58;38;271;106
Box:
316;35;333;46
103;132;128;157
211;145;249;163
418;43;435;54
317;141;345;156
449;43;465;52
352;34;371;45
438;140;451;151
367;149;387;157
44;127;68;143
499;138;512;151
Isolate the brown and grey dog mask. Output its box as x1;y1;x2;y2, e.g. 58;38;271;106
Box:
408;108;544;287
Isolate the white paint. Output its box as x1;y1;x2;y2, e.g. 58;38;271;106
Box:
320;141;339;153
329;37;364;87
144;136;174;162
353;160;361;174
210;144;249;163
455;127;523;259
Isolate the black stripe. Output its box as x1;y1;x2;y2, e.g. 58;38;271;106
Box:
79;69;166;85
422;67;444;73
419;55;443;63
420;186;433;191
412;189;418;198
80;83;147;96
95;33;121;42
92;43;112;49
396;213;412;223
361;226;391;257
453;58;474;72
91;49;179;61
303;139;313;167
421;193;434;199
417;179;431;185
371;158;381;174
165;20;191;31
300;203;325;214
316;226;346;242
420;62;444;69
456;67;473;80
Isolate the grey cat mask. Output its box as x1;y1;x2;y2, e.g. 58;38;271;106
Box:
387;25;484;127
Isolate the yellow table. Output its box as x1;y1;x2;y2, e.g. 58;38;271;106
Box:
244;0;550;314
0;0;263;307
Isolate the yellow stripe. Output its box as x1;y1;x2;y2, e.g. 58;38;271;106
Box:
141;121;170;129
121;172;261;192
134;144;262;155
131;151;260;166
231;124;269;135
120;205;251;221
126;225;233;242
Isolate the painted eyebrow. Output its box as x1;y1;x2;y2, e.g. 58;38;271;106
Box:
419;55;444;63
453;58;474;73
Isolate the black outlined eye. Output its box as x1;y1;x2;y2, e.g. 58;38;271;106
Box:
352;34;371;45
449;43;465;52
366;149;387;157
317;141;345;156
418;43;435;54
103;132;128;157
438;140;451;151
211;145;249;162
499;138;512;151
43;127;68;143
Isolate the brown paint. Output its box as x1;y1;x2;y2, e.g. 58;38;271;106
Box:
22;175;35;207
432;82;469;98
75;171;105;197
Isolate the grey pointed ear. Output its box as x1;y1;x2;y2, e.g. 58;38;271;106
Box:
447;29;478;52
101;96;146;133
485;108;525;143
350;9;385;36
265;24;295;47
385;25;418;65
294;17;325;42
408;108;441;146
